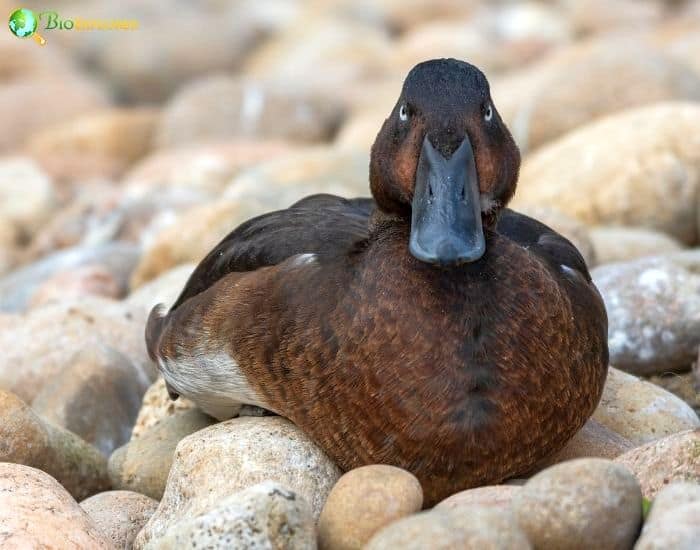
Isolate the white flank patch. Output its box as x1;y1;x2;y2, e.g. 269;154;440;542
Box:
158;348;270;421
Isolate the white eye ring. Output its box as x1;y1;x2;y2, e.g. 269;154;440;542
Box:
484;104;493;122
399;104;409;122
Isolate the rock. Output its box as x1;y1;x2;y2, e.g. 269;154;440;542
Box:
635;482;700;550
336;107;388;151
0;156;56;242
513;459;642;550
0;389;110;501
0;242;140;312
366;507;531;550
362;0;480;33
81;490;159;550
318;465;423;550
562;0;662;36
123;141;294;200
435;485;521;512
95;2;285;103
590;226;683;265
31;346;150;456
140;481;315;550
543;418;634;466
22;184;137;259
244;17;392;95
0;463;112;549
646;481;700;523
136;417;341;544
0;75;108;152
156;75;344;147
391;3;569;78
593;257;700;374
517;206;596;266
29;264;122;308
129;200;263;287
125;264;196;316
130;378;197;440
593;367;699;445
0;297;152;401
108;409;214;500
615;429;700;498
512;103;700;244
224;146;370;209
495;37;700;152
649;371;700;417
27;108;159;182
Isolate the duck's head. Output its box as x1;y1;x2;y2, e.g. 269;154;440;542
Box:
370;58;520;266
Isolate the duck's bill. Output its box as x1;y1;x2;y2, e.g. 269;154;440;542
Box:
409;134;486;266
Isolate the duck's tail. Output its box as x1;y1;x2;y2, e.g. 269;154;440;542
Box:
145;303;167;362
145;304;180;400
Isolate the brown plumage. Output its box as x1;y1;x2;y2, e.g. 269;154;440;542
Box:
146;59;608;506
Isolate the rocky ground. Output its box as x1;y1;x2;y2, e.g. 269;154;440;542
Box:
1;0;700;548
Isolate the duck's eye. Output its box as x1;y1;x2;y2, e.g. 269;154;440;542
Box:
484;103;493;122
399;104;409;122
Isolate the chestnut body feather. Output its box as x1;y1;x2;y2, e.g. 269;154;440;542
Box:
146;59;609;505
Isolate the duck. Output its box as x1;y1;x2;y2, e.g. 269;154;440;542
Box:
146;58;609;506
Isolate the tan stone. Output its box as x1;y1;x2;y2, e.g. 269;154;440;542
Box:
615;429;700;498
512;103;700;244
0;463;112;549
0;76;108;152
435;485;520;513
224;146;370;207
156;75;344;148
136;417;341;545
81;491;158;550
108;409;214;500
542;418;634;467
0;390;110;501
590;226;683;265
366;507;530;550
29;264;122;308
244;17;392;94
142;482;315;550
593;368;699;445
513;459;642;550
0;156;56;242
31;346;149;456
123;140;295;199
319;465;423;550
130;378;197;440
129;200;263;287
27;108;159;181
494;37;700;152
0;298;151;401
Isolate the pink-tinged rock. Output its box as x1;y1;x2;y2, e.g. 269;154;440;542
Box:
435;485;521;512
81;490;158;549
0;463;112;549
615;429;700;498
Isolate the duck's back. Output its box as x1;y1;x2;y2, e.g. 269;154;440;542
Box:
170;194;373;310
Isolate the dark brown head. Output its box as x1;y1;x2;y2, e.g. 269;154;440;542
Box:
370;58;520;266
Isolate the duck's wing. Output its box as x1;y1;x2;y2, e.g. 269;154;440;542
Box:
496;208;591;281
170;194;375;311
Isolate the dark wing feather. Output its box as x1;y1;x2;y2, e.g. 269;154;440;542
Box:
496;208;591;281
171;194;374;310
